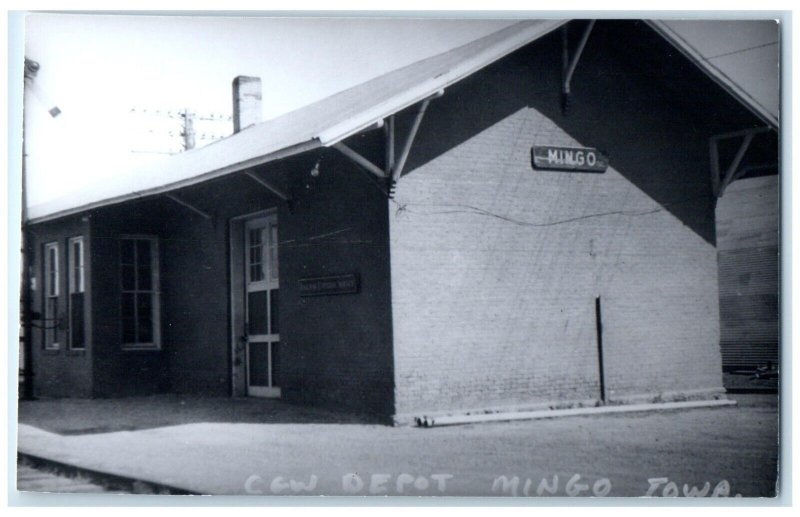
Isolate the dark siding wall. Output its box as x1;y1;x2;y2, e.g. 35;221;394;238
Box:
28;215;92;398
280;151;395;418
390;27;723;420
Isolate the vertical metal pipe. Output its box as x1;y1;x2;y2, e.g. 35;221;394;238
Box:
595;296;606;403
561;25;570;113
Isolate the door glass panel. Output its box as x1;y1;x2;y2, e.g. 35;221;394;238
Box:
270;289;279;334
248;342;270;386
248;228;264;282
271;342;281;387
247;290;268;335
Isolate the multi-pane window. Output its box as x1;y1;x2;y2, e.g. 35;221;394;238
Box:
43;242;60;350
68;236;85;349
120;237;160;349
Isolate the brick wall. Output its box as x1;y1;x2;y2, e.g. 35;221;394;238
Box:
27;215;93;398
279;150;395;419
390;29;723;421
91;200;173;397
90;172;287;397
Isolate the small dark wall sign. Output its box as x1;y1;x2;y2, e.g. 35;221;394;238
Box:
531;145;608;173
299;274;360;297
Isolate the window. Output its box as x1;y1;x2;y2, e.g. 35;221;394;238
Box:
68;236;86;349
120;236;160;349
43;242;60;350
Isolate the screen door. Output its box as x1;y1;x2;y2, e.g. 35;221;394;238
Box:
244;216;280;397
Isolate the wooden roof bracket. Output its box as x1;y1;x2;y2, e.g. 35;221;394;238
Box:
333;141;387;179
331;90;443;196
710;126;771;198
392;92;437;182
385;90;443;198
244;170;291;202
164;193;212;220
561;20;595;115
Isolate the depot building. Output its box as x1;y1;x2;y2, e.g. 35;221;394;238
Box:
22;20;779;424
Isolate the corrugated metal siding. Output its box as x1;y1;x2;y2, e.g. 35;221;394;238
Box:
716;175;780;371
718;246;780;369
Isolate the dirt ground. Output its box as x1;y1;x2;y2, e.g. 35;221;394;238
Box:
17;394;780;497
722;372;779;392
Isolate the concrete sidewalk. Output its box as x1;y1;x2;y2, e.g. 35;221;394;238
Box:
17;394;779;497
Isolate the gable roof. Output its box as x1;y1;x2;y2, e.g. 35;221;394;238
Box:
646;20;779;129
28;18;780;224
27;19;566;223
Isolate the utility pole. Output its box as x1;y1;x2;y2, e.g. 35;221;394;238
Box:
180;109;195;151
20;58;62;400
20;58;38;400
129;107;231;155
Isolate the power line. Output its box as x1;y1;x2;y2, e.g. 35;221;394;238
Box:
129;106;232;154
390;193;710;228
704;41;778;61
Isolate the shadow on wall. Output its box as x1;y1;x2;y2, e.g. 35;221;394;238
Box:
400;20;770;247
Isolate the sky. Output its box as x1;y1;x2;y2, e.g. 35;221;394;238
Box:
22;14;515;208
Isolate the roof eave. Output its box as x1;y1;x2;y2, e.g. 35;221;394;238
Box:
25;138;322;225
645;20;779;131
318;19;568;147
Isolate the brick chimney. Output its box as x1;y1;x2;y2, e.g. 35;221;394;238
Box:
232;76;262;132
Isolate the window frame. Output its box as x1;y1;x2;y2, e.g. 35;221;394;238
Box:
43;241;60;350
67;236;86;350
119;235;161;350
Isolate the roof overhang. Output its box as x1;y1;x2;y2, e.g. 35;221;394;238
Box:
26;19;566;225
645;20;779;131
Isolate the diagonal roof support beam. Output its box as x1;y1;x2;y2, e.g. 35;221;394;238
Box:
245;171;291;201
710;126;770;198
392;99;430;182
333;142;388;179
165;193;212;220
561;20;595;114
717;132;755;197
333;90;442;184
392;89;443;182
